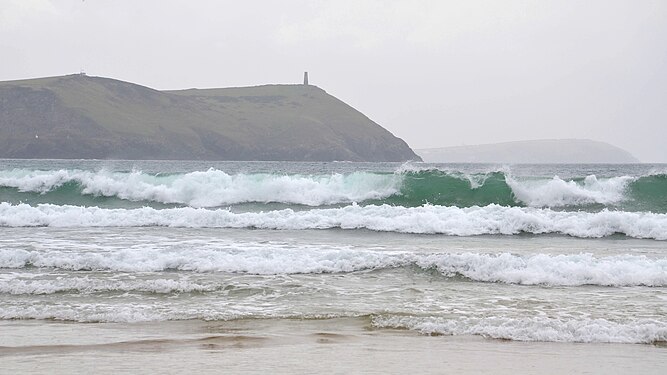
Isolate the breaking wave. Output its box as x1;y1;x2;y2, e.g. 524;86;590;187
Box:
371;315;667;344
2;248;665;286
1;168;666;211
1;202;666;239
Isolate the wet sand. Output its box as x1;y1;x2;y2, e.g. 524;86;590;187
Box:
1;318;666;374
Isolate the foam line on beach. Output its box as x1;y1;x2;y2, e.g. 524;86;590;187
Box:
372;315;667;344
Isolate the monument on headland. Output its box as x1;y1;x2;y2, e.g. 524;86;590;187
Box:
303;72;309;85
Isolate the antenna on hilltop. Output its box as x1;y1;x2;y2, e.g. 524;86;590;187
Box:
79;68;86;76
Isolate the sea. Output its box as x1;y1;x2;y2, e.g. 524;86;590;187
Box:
1;160;666;374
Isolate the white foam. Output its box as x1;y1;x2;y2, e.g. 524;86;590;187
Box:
0;168;400;207
372;315;667;344
433;253;667;286
0;304;175;323
2;247;665;286
0;169;73;193
0;246;404;274
0;278;216;295
506;175;634;207
1;202;666;239
0;168;650;209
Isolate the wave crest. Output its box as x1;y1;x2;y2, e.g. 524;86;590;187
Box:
2;203;667;239
1;168;666;211
371;315;667;344
3;248;665;286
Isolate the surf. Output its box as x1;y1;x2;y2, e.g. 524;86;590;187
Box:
1;202;666;239
3;246;666;286
371;315;667;344
1;167;665;212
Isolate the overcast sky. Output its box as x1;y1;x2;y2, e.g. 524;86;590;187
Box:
1;0;666;161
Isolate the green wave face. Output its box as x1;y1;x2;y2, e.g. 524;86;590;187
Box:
626;174;667;213
1;168;666;213
0;181;177;209
365;171;667;212
380;171;517;207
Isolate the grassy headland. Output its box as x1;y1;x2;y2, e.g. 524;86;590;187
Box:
0;74;420;161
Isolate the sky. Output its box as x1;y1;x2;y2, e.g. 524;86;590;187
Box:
1;0;666;162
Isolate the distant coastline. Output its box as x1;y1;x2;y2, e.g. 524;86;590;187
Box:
416;139;640;164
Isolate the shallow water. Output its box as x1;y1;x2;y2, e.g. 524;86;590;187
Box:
0;160;665;372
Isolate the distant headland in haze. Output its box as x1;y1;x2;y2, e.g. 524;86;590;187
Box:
416;139;640;164
0;74;420;162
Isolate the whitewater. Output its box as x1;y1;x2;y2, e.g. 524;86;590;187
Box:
1;203;667;239
1;159;666;349
1;165;666;210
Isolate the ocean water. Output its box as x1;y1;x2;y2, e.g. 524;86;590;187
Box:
1;159;666;351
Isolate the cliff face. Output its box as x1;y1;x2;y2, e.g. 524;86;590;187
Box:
0;75;420;162
416;139;640;164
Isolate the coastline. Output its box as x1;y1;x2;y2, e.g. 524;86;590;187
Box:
2;317;666;374
1;161;666;374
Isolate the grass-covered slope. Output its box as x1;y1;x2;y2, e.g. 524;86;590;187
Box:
0;74;420;161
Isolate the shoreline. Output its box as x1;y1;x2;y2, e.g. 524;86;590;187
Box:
2;318;666;374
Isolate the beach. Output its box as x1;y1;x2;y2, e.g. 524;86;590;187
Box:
1;160;665;373
2;318;667;374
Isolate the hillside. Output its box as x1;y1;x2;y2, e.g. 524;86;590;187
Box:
0;74;420;161
416;139;639;164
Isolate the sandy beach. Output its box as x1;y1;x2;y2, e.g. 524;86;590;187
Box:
2;318;666;374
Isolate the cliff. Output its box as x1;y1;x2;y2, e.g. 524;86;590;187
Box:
0;74;420;161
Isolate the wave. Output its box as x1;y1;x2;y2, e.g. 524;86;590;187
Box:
395;170;665;210
371;315;667;344
0;168;400;207
0;277;219;295
1;202;666;239
0;304;184;323
1;168;666;211
3;248;665;286
0;301;663;343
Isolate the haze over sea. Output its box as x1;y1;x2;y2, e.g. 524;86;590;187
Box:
1;159;666;373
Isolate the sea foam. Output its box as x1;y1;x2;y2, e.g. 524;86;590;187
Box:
1;203;666;239
0;168;400;207
371;315;667;344
0;277;217;295
3;247;665;286
0;303;663;344
506;174;634;207
0;168;654;209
